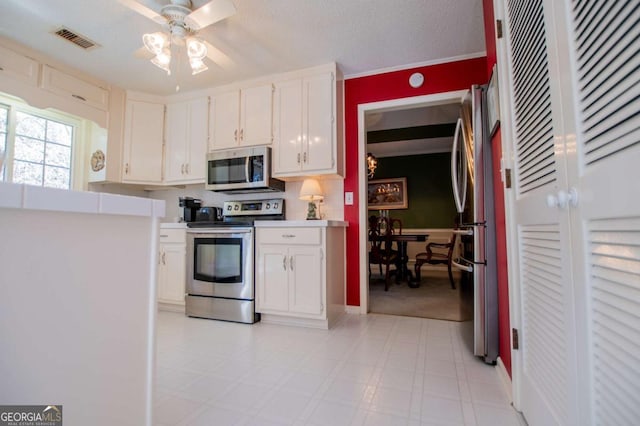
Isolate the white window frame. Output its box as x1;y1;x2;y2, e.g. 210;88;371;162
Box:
0;93;87;191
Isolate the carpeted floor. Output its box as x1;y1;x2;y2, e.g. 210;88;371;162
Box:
369;270;473;321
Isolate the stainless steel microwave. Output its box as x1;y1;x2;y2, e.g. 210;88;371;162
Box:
205;146;285;193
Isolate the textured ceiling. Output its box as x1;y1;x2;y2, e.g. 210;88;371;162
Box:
0;0;486;95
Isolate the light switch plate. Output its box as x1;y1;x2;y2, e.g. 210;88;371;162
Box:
345;192;354;205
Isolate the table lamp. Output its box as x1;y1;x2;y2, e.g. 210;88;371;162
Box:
299;178;324;220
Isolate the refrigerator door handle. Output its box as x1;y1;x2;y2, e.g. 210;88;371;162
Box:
452;258;473;273
450;118;467;214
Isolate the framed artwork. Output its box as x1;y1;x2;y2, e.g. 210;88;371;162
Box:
487;64;500;137
367;177;408;210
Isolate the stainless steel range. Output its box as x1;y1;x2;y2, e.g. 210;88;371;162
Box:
185;199;284;323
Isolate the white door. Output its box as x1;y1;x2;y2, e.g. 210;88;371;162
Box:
273;79;303;175
501;0;640;424
210;90;239;151
304;72;334;173
186;97;209;180
122;100;164;183
566;1;640;424
240;84;273;147
162;243;186;304
164;101;188;182
502;0;578;424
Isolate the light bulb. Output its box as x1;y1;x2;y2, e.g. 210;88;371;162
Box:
186;37;207;60
189;58;208;75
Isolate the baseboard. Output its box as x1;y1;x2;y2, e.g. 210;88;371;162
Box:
158;302;185;313
496;356;513;403
345;305;362;314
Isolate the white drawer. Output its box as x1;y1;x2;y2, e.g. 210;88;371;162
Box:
159;228;186;243
258;227;321;245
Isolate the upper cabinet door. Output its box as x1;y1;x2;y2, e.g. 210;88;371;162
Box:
273;79;303;174
41;65;109;111
240;84;273;147
0;44;39;86
209;90;240;151
303;72;335;173
272;65;342;179
122;99;164;183
165;97;209;183
164;101;189;182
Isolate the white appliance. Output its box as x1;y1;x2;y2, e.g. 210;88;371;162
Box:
451;85;499;364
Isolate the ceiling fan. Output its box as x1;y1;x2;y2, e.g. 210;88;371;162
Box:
119;0;236;75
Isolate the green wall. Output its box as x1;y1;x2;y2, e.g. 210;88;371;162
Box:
369;152;456;228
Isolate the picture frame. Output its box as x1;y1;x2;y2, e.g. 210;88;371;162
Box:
487;64;500;137
367;177;408;210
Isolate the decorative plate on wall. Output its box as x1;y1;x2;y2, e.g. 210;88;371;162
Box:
90;150;105;172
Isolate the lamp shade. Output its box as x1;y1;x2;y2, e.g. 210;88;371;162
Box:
299;178;324;201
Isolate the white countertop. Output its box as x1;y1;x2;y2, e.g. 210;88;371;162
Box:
0;181;165;217
160;222;188;229
255;219;348;227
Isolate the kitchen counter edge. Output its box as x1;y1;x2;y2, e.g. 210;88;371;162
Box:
255;220;348;228
0;182;165;218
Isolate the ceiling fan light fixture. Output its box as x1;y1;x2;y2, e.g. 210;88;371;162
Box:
142;32;168;54
189;57;208;75
151;49;172;74
186;37;207;60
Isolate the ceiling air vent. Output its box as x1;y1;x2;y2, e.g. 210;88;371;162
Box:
53;27;99;50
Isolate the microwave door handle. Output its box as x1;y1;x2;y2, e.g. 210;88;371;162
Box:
245;157;250;183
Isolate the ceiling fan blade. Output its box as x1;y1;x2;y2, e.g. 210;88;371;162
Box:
203;40;235;69
118;0;166;26
185;0;236;30
133;45;154;60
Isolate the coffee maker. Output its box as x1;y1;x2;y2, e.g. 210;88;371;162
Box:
179;197;202;223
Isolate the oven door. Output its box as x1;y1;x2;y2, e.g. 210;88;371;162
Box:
186;228;254;300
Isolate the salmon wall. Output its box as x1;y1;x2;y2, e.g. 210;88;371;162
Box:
343;57;487;307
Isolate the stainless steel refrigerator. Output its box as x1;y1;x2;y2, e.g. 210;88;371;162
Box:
451;85;499;364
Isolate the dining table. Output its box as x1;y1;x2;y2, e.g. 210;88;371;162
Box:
369;232;428;286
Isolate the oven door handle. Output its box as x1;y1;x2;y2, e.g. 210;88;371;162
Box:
187;229;253;235
245;156;251;183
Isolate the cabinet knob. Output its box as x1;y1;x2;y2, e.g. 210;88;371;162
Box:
186;163;190;174
234;129;238;141
181;164;185;174
290;255;294;271
282;256;287;271
240;128;244;141
303;152;307;163
297;153;301;164
125;163;129;174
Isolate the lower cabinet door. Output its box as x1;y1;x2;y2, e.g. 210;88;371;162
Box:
289;246;324;315
256;245;289;313
158;243;186;304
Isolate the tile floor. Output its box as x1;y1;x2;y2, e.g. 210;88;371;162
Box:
153;312;525;426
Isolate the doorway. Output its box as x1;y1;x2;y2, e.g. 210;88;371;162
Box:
358;90;472;319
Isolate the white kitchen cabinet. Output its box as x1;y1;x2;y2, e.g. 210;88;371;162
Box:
209;83;273;151
164;97;209;183
121;98;164;184
273;66;343;178
157;228;186;311
0;44;39;86
40;65;109;111
255;223;345;329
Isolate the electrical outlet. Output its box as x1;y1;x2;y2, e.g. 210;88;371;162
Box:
345;192;354;205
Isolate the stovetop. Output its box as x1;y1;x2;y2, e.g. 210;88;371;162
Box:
186;217;284;228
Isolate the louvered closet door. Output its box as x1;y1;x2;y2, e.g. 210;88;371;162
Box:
568;1;640;424
503;0;579;424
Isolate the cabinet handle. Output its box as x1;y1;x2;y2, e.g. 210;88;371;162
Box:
125;163;129;174
186;163;190;174
234;129;238;141
0;66;4;71
240;128;244;141
290;256;294;271
297;153;300;164
181;164;185;174
282;256;287;271
72;94;87;102
303;152;307;163
162;252;166;265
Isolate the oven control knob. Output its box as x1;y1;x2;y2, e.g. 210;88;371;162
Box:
234;205;239;211
227;205;232;211
266;203;271;210
274;202;278;209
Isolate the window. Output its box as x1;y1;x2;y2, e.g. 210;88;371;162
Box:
0;101;77;189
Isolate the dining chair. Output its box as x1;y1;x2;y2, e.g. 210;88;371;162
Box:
368;216;399;291
414;231;457;289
